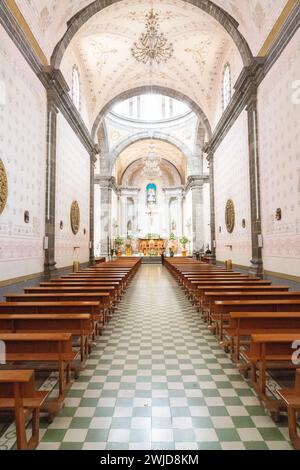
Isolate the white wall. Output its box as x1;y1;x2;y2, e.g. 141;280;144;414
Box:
258;29;300;277
214;111;252;266
0;25;47;281
55;114;90;268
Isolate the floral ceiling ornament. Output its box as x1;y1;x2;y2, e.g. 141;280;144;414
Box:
131;9;174;65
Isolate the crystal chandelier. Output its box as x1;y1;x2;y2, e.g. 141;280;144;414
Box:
142;149;162;179
131;9;174;65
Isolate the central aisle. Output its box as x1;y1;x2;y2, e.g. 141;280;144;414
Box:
39;265;291;450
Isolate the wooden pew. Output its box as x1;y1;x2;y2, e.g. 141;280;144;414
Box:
0;314;93;364
193;281;273;309
206;292;300;331
278;370;300;450
0;301;101;339
0;333;77;408
196;285;289;312
0;370;48;450
4;295;109;327
212;299;300;341
225;311;300;362
246;333;300;419
23;286;117;317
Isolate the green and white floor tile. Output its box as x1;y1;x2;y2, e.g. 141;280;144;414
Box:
2;265;294;450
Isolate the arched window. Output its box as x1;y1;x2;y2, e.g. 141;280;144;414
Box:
72;66;80;111
222;63;231;111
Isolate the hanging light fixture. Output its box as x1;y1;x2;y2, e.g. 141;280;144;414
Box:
141;146;162;180
131;9;174;65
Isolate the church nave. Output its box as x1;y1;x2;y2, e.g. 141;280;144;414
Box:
28;266;291;451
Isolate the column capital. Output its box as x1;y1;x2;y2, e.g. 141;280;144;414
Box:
186;175;209;191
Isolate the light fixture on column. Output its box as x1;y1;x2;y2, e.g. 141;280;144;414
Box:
131;9;174;65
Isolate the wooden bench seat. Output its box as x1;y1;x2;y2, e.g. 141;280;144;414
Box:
0;314;93;364
206;292;300;329
245;333;300;418
278;370;300;450
213;299;300;341
0;333;77;409
4;295;109;326
0;301;101;339
0;370;48;450
225;311;300;362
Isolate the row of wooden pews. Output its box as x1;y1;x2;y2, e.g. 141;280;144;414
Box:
0;257;141;449
165;257;300;450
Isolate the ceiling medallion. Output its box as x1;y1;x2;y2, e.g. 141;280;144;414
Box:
131;9;174;65
0;159;8;215
142;147;162;180
225;199;235;234
70;201;80;235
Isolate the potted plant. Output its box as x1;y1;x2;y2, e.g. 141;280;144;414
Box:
179;236;190;257
114;236;123;257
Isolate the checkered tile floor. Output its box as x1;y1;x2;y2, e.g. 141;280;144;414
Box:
9;265;295;450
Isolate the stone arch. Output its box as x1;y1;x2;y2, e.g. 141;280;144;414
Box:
92;85;212;141
51;0;253;70
121;158;183;186
109;132;192;176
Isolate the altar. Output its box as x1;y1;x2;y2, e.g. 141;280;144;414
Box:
138;239;166;256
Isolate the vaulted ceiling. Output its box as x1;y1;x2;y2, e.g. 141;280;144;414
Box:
61;0;237;125
16;0;287;59
14;0;288;127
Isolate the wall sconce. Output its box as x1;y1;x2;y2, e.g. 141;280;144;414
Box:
275;208;282;221
225;244;233;250
219;226;222;233
60;221;64;230
24;211;30;223
83;228;87;235
242;219;246;228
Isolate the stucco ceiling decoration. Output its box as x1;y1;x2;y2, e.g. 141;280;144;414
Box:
61;0;234;124
16;0;287;60
115;138;187;185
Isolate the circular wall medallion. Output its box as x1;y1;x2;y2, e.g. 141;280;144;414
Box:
225;199;235;234
0;159;8;215
70;201;80;235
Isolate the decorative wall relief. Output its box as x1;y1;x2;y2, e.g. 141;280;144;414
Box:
70;200;80;235
225;199;235;234
0;159;8;215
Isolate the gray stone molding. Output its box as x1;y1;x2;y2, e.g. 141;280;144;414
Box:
0;1;44;79
44;92;59;278
247;94;263;278
42;68;97;156
205;151;216;263
185;175;209;193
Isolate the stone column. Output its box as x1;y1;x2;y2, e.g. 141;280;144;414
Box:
120;195;127;238
164;193;171;236
44;92;58;278
207;151;216;263
133;196;139;237
98;177;112;257
89;149;98;265
177;195;183;237
188;176;208;253
247;92;263;277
